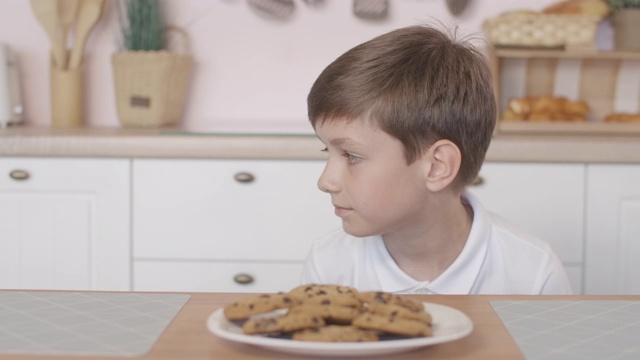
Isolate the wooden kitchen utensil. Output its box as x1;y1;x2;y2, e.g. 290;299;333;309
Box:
57;0;80;69
69;0;107;69
30;0;66;69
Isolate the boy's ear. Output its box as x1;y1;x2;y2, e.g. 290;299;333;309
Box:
422;140;462;192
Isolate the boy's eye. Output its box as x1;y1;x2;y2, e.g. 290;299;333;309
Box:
320;147;328;152
343;152;361;164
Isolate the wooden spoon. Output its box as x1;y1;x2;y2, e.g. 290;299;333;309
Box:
30;0;66;69
69;0;107;69
57;0;80;69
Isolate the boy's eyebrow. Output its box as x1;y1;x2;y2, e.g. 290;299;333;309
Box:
330;138;357;146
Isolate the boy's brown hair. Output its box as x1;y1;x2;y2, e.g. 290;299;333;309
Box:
307;25;496;190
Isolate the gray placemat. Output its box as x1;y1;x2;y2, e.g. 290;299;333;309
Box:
492;300;640;360
0;291;190;357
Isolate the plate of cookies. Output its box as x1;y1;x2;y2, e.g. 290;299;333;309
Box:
207;284;473;357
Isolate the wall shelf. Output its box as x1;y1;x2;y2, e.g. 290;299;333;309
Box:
488;46;640;135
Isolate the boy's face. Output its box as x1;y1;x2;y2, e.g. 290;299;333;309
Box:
315;118;430;238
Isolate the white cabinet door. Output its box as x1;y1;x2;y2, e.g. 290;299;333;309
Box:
134;260;303;293
133;159;339;261
0;158;131;290
586;165;640;295
132;159;339;292
469;162;586;293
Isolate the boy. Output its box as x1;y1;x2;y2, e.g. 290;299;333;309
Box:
301;25;572;295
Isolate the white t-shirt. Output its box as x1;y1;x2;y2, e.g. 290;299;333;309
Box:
300;192;572;295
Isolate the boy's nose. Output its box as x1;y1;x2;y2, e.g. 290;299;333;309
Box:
317;163;339;193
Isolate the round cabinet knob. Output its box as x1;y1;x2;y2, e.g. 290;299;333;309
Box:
9;169;30;181
233;273;255;285
234;172;255;183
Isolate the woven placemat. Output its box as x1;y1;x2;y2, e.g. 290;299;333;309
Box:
0;291;190;356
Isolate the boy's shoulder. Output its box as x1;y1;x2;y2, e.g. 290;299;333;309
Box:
486;210;555;257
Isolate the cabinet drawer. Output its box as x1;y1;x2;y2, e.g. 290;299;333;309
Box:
470;163;585;264
133;159;340;261
133;260;303;293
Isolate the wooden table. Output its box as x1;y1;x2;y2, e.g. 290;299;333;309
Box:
3;293;640;360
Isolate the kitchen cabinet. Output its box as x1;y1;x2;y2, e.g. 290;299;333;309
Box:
132;159;341;293
132;158;586;294
470;162;586;294
489;47;640;135
585;164;640;295
0;157;130;290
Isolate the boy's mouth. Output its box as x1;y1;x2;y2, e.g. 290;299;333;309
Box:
333;204;351;217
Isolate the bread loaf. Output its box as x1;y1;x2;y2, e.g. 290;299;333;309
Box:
542;0;609;17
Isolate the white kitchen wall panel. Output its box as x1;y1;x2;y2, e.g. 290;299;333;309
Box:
132;159;340;261
586;165;640;295
0;157;131;290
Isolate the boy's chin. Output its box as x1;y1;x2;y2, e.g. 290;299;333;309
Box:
342;223;376;238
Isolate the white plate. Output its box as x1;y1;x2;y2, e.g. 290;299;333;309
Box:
207;302;473;357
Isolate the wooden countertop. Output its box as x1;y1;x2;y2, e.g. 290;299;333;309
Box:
2;126;640;163
3;293;640;360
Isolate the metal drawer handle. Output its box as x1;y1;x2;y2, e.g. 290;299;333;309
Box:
234;172;255;183
471;176;484;186
9;169;30;181
233;273;255;285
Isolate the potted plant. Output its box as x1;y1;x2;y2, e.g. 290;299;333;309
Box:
112;0;193;127
608;0;640;51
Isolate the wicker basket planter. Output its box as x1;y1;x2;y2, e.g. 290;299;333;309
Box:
112;50;192;127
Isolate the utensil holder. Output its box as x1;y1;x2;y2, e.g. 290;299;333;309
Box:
50;61;83;127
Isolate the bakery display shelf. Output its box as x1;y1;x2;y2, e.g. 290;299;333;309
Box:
489;46;640;136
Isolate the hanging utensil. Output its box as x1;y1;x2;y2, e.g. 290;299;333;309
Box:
30;0;66;69
445;0;470;16
353;0;389;20
69;0;107;69
247;0;295;20
57;0;80;69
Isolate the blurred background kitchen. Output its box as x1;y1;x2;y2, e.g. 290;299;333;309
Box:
2;1;639;297
0;0;608;132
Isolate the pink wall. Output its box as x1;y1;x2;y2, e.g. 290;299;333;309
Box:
0;0;562;133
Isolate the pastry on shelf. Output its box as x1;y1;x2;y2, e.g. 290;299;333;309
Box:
604;113;640;123
501;96;589;122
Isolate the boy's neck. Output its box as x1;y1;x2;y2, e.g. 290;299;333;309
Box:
382;193;473;282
